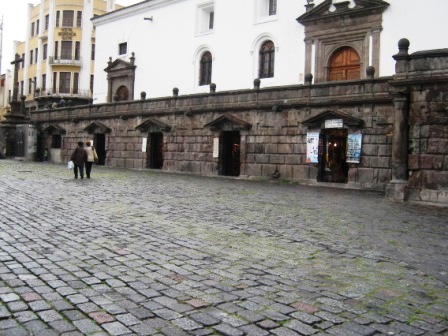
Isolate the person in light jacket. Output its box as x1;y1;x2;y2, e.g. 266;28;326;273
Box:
85;141;98;179
70;142;87;179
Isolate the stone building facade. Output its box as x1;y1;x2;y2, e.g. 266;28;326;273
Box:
30;41;448;205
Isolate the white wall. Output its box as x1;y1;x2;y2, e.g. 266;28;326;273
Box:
380;0;448;76
93;0;305;103
93;0;447;103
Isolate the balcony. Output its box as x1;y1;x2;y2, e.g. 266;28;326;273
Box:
34;88;92;100
49;56;82;67
33;88;93;109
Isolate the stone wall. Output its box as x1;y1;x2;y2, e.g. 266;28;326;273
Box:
29;45;448;204
33;78;394;191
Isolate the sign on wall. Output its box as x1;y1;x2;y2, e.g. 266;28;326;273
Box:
346;134;362;163
142;137;147;152
325;119;343;128
27;125;37;154
213;137;219;158
306;132;319;163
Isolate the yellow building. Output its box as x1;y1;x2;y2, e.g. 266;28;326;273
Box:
13;0;123;112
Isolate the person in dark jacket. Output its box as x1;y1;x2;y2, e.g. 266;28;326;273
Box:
70;141;87;179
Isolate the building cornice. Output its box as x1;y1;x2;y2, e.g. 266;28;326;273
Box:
92;0;187;26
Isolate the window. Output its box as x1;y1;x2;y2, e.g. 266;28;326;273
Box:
255;0;278;22
42;74;46;91
75;42;81;61
197;2;215;34
28;78;33;94
31;22;35;36
52;135;62;149
43;44;48;60
36;19;40;35
118;42;127;55
73;73;79;94
62;10;74;27
259;40;275;78
209;11;214;30
90;75;94;93
54;41;59;60
76;11;82;27
20;81;24;95
53;72;57;92
199;52;212;86
35;48;38;63
56;11;60;28
61;41;72;60
45;15;49;30
59;72;71;94
30;50;33;65
269;0;277;16
21;54;25;68
91;44;95;61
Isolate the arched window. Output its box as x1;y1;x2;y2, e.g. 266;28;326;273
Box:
199;52;212;86
328;47;360;81
259;41;275;79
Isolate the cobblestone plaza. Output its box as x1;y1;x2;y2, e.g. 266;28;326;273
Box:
0;161;447;335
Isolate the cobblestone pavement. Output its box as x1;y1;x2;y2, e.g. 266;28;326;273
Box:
0;160;447;336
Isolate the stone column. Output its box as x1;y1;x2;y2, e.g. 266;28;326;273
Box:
391;92;409;181
386;39;411;201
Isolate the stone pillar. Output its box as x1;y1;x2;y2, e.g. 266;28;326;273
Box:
386;39;411;201
304;39;313;76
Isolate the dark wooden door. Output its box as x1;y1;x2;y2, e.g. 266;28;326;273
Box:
329;47;361;81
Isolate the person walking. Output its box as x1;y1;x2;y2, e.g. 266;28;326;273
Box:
85;141;98;179
70;141;87;179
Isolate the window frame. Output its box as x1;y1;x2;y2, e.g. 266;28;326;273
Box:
196;1;215;36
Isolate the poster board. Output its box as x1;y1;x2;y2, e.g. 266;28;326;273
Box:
346;134;362;163
306;132;319;163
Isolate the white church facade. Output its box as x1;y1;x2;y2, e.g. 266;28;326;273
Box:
91;0;448;103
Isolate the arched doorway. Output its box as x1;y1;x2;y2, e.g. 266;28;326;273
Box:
328;47;360;81
115;85;129;101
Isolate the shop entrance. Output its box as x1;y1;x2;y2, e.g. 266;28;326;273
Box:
318;129;348;183
220;131;240;176
147;132;164;169
94;134;106;165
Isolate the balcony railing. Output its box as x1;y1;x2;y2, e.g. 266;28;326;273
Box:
34;88;92;99
49;56;82;67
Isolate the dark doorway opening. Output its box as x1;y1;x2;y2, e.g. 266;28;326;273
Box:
148;132;164;169
220;131;240;176
318;129;348;183
94;133;106;165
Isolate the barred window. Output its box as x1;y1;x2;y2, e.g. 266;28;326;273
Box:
199;52;212;86
259;40;275;78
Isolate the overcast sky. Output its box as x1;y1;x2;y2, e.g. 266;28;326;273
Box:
0;0;143;74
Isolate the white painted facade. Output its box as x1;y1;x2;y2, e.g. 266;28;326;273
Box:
92;0;448;103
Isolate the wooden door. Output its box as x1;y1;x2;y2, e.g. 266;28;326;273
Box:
328;47;361;81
